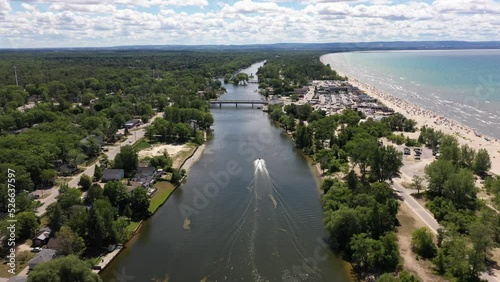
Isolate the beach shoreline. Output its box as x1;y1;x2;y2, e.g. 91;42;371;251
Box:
320;55;500;176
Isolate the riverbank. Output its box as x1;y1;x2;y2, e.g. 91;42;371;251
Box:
320;55;500;175
94;143;206;274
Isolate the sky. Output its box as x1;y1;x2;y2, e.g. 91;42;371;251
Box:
0;0;499;48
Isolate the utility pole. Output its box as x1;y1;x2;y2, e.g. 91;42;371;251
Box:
13;66;18;86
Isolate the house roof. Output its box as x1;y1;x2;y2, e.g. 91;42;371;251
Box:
80;135;104;145
102;169;124;181
137;167;156;176
126;182;143;192
29;249;57;267
124;119;141;125
36;231;50;241
46;238;62;250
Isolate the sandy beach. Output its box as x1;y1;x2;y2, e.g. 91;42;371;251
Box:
320;56;500;176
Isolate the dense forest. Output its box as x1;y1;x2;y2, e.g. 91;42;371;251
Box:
256;52;345;96
0;50;271;278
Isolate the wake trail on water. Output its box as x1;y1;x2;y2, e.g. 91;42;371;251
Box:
214;159;323;281
253;159;323;280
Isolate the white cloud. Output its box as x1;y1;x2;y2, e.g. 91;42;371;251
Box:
49;3;117;13
0;0;11;17
2;0;500;48
21;3;37;11
14;0;208;7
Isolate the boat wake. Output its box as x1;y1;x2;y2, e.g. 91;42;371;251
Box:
212;159;324;281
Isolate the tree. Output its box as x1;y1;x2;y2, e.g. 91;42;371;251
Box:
27;255;101;282
40;169;57;187
16;212;40;241
295;124;312;150
66;149;86;168
424;159;456;197
441;235;470;281
80;136;101;158
103;181;129;214
410;175;425;195
123;204;132;219
114;217;130;245
77;174;92;191
439;135;460;164
474;148;491;176
93;164;103;180
442;168;476;209
130;188;151;221
113;145;138;178
411;227;437;259
468;220;494;277
324;208;361;250
47;203;66;233
459;144;475;169
174;122;191;141
377;232;400;272
65;205;88;239
86;204;106;249
85;183;103;204
149;153;172;170
171;168;183;184
370;145;403;182
350;233;377;273
346;135;378;177
57;186;82;210
56;226;86;256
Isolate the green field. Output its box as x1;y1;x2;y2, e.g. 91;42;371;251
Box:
133;138;152;151
150;181;176;213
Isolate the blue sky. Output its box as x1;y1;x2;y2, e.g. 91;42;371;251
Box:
1;0;499;48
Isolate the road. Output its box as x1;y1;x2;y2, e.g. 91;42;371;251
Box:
35;112;163;217
388;144;499;282
393;182;440;234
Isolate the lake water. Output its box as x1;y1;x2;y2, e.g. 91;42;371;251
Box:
322;49;500;138
100;62;351;282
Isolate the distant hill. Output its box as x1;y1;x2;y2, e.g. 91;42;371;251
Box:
2;41;500;52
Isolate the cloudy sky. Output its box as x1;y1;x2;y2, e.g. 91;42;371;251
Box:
0;0;499;48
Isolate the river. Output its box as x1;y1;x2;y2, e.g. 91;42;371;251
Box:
100;62;351;282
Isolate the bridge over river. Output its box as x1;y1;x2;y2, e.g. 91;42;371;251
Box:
210;99;268;108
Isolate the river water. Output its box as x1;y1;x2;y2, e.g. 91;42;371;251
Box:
100;62;350;282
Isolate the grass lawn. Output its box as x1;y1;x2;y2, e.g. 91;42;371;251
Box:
0;250;34;276
86;256;102;267
133;138;151;151
126;221;141;233
150;181;176;213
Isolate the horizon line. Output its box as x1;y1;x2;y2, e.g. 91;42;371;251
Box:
2;40;500;51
